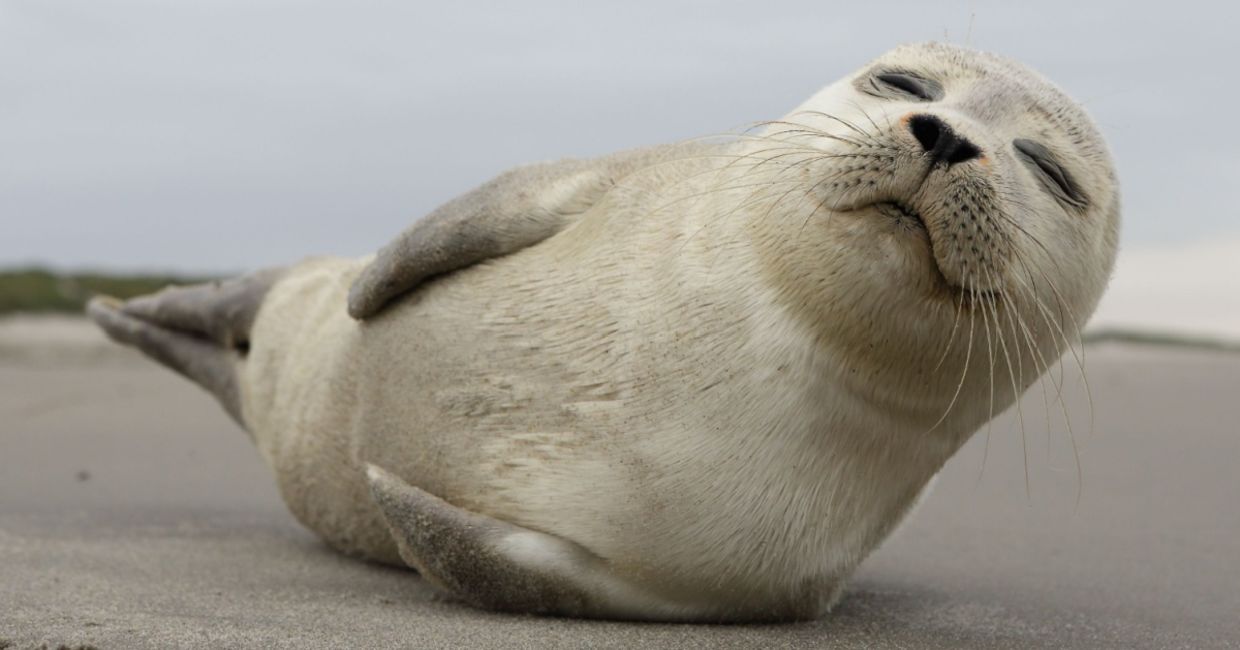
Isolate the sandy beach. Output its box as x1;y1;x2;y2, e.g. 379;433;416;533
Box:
1;316;1237;649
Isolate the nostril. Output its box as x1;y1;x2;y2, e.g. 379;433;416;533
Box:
945;139;981;165
909;114;942;153
908;113;981;166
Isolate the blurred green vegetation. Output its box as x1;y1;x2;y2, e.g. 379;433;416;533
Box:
0;268;214;315
1082;328;1240;353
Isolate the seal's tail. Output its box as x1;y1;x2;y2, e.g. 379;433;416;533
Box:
85;268;283;426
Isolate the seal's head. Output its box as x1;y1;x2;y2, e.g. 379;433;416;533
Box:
745;42;1120;435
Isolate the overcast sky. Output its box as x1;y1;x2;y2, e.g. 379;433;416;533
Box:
2;0;1238;276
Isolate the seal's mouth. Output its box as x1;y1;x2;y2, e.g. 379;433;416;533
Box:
870;200;998;302
874;201;926;231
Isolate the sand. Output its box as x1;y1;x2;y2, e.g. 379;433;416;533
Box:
1;316;1237;649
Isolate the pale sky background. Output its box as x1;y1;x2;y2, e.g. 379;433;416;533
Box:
1;1;1237;335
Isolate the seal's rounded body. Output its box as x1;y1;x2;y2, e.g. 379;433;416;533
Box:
90;42;1120;621
244;156;961;618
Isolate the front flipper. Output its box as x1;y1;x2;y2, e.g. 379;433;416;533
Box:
347;142;715;319
347;160;609;319
364;464;703;621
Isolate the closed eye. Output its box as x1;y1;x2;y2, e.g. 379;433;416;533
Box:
865;71;943;102
1013;139;1088;209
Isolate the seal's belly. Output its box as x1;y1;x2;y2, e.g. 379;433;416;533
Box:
349;247;651;528
242;244;659;564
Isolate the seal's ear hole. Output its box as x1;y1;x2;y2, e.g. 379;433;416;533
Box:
234;340;251;356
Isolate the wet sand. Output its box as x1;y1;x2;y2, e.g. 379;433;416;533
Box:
1;316;1237;649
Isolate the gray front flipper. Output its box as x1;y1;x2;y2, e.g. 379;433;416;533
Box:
347;159;608;319
347;142;715;319
364;464;703;620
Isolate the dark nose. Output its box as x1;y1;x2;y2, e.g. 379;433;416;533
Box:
908;114;981;166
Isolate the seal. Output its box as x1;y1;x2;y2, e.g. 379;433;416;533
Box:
87;42;1120;622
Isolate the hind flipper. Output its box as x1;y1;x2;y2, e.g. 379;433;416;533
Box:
364;464;702;620
87;296;243;422
85;269;282;424
119;268;283;349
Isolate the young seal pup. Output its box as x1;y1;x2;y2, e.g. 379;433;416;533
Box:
88;42;1120;622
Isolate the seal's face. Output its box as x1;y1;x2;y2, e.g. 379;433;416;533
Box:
749;42;1120;425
